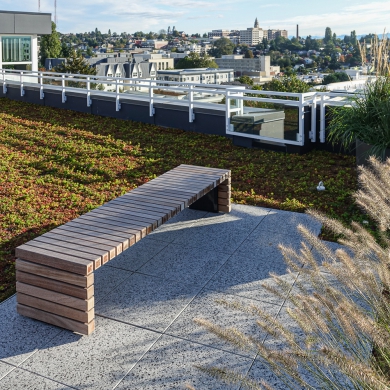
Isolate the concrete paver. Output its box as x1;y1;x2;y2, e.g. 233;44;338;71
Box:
0;204;335;389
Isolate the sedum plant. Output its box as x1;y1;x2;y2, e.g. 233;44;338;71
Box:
193;156;390;389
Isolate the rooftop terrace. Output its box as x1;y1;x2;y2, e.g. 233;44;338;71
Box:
0;203;341;389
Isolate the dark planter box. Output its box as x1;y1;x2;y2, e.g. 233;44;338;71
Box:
356;140;390;166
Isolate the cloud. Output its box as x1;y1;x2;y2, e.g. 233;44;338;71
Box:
1;0;389;35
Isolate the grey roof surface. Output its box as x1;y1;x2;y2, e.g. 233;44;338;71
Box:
0;11;51;34
0;204;334;389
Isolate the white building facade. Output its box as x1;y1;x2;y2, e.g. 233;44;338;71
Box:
215;55;278;76
156;68;234;84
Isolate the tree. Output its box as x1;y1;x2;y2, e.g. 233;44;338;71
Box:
262;75;310;93
86;46;94;56
60;42;71;58
238;75;253;85
323;72;350;84
55;51;96;75
208;37;235;58
108;29;111;36
324;26;332;43
350;30;357;45
39;22;61;67
244;50;254;58
175;52;218;69
202;33;208;38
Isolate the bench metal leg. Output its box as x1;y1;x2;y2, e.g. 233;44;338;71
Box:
189;186;219;212
189;176;232;213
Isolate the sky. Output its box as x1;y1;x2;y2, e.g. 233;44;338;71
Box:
1;0;389;38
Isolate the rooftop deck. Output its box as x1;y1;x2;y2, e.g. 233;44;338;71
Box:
0;204;342;389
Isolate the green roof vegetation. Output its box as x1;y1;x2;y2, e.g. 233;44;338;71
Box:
0;98;360;302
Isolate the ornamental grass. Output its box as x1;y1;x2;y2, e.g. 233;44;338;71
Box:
193;156;390;389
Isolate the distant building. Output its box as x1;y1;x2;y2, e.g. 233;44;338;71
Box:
94;62;157;92
215;55;278;77
133;52;174;70
141;40;168;50
45;58;66;70
208;29;231;39
239;27;264;46
0;10;51;71
267;29;288;40
156;68;234;84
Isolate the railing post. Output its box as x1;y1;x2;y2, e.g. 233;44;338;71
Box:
297;94;304;145
2;69;7;95
115;80;121;111
225;89;231;132
149;80;154;116
320;94;326;143
310;95;317;143
188;84;195;122
61;74;67;103
86;76;92;107
39;72;44;99
20;71;25;97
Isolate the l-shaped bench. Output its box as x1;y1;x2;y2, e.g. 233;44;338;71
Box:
15;164;231;335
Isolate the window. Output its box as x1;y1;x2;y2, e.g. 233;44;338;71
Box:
2;36;31;63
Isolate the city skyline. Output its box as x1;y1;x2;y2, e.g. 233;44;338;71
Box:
1;0;389;37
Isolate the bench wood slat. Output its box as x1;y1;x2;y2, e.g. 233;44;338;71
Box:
218;184;231;191
178;164;230;175
16;270;93;299
49;228;122;257
17;304;94;335
165;169;223;181
16;259;94;287
129;188;191;207
107;198;176;219
62;221;135;249
15;245;94;275
140;181;204;197
77;214;149;237
175;167;231;180
90;208;159;230
16;282;94;312
33;235;110;264
22;240;102;270
146;180;213;197
17;293;94;323
151;174;218;187
167;169;226;182
121;193;185;211
97;205;164;226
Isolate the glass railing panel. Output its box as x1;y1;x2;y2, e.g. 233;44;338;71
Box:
230;103;300;142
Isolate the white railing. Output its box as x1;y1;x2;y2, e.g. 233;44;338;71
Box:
0;68;360;147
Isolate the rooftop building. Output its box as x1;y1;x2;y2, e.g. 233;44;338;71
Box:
0;10;52;71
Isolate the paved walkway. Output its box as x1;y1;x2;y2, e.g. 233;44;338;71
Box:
0;204;336;389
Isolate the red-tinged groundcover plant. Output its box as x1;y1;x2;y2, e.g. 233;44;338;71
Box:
0;98;359;302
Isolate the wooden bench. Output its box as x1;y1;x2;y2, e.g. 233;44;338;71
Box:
15;165;231;335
